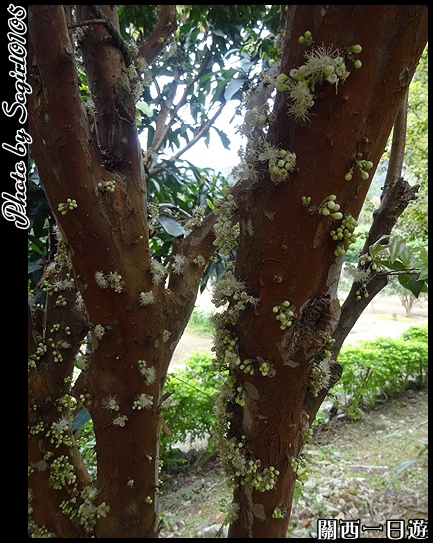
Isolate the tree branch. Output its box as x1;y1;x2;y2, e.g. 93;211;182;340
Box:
303;90;418;422
171;102;226;161
87;5;132;66
138;5;177;65
149;45;215;155
149;101;226;179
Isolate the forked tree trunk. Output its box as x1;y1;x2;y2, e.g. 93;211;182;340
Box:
27;4;427;539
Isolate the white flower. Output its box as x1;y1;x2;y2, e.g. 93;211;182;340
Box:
171;254;187;275
94;324;105;339
141;366;156;385
139;290;155;306
95;271;108;289
112;415;128;427
345;262;371;283
138;360;157;385
150;258;167;285
162;330;171;343
52;416;70;433
75;292;86;312
107;271;123;293
132;393;154;410
102;395;120;411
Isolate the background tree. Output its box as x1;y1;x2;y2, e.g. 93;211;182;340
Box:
27;5;427;538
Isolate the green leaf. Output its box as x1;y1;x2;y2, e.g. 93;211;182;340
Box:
72;408;91;432
398;273;427;298
387;235;407;262
212;127;231;150
224;77;246;101
158;215;186;237
136;101;153;117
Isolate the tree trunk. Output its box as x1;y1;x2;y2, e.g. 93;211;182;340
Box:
224;5;427;538
27;5;214;537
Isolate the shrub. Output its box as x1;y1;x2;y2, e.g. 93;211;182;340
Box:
332;325;428;419
186;308;214;336
161;351;227;464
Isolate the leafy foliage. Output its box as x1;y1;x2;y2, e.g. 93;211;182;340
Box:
161;351;228;459
367;235;428;297
333;325;428;419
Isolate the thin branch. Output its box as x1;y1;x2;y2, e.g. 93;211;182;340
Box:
150;45;215;155
383;91;409;190
171;102;226;161
148;101;226;178
67;18;107;30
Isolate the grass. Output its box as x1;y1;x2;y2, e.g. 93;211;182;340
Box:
186;308;214;337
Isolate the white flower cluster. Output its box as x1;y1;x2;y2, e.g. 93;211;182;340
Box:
162;329;171;343
255;141;296;184
138;360;157;385
231;146;260;185
237;105;269;138
184;205;206;233
147;203;160;234
102;394;120;411
213;271;259;315
95;271;124;293
93;324;105;339
46;416;73;448
112;414;128;427
210;312;240;372
308;350;332;397
75;292;86;313
132;393;154;410
77;486;110;533
217;431;279;491
171;254;187;275
212;189;239;255
150;258;167;285
274;44;356;124
344;262;371;284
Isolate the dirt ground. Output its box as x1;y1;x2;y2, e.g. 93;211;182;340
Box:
171;292;428;369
